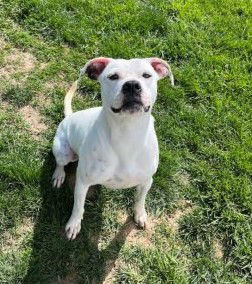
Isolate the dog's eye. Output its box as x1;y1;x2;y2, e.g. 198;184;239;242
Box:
108;73;119;80
142;73;152;78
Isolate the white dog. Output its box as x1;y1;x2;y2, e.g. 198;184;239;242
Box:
52;57;174;240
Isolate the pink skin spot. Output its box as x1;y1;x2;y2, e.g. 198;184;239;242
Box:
150;58;168;77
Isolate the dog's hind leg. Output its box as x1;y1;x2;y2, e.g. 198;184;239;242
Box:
52;133;78;188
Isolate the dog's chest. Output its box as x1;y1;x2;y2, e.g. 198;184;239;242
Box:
81;116;159;188
84;144;157;189
102;152;157;189
103;167;149;189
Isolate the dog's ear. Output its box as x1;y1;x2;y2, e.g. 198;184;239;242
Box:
148;58;174;86
80;57;111;80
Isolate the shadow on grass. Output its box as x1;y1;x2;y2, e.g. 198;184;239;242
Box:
23;152;136;283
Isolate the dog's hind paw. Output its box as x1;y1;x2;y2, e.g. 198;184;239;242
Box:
52;166;66;188
65;217;81;240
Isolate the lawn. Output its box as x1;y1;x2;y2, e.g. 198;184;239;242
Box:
0;0;251;283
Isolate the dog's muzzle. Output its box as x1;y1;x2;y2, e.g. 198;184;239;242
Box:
111;80;150;114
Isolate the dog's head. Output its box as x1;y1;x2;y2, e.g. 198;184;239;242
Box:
81;57;174;115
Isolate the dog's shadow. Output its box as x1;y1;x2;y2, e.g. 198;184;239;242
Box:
23;152;136;283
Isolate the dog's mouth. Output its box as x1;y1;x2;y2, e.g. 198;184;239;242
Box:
111;103;150;114
111;105;150;113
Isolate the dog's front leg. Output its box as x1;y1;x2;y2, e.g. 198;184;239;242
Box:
65;172;89;240
134;177;153;228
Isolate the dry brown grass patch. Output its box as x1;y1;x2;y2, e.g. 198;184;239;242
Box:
1;218;34;254
174;170;191;187
117;211;160;249
44;79;69;92
213;238;224;260
0;49;36;78
39;62;49;70
167;199;194;233
6;50;36;72
0;47;37;93
0;38;7;50
0;100;10;109
20;105;47;138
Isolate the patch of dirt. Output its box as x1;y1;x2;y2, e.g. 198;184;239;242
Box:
167;199;194;233
44;81;59;90
213;238;224;260
0;47;37;94
0;100;10;109
19;105;47;138
44;79;69;92
0;49;37;79
174;170;191;187
117;211;160;249
35;93;52;109
7;50;36;72
39;62;49;70
36;79;68;109
1;218;34;254
0;38;7;50
0;40;52;111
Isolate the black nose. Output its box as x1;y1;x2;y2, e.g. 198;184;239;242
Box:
122;80;142;96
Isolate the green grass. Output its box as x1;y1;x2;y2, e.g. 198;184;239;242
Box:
0;0;251;283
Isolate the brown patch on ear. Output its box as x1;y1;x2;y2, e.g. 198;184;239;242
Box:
85;57;111;80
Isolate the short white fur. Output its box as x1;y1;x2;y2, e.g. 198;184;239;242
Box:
52;57;173;240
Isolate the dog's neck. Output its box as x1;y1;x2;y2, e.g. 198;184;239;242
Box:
102;108;152;154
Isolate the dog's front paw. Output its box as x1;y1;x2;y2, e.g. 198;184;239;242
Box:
134;209;147;229
52;166;66;188
65;217;81;240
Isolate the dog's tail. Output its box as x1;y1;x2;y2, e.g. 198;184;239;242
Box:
64;79;79;117
64;65;88;117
